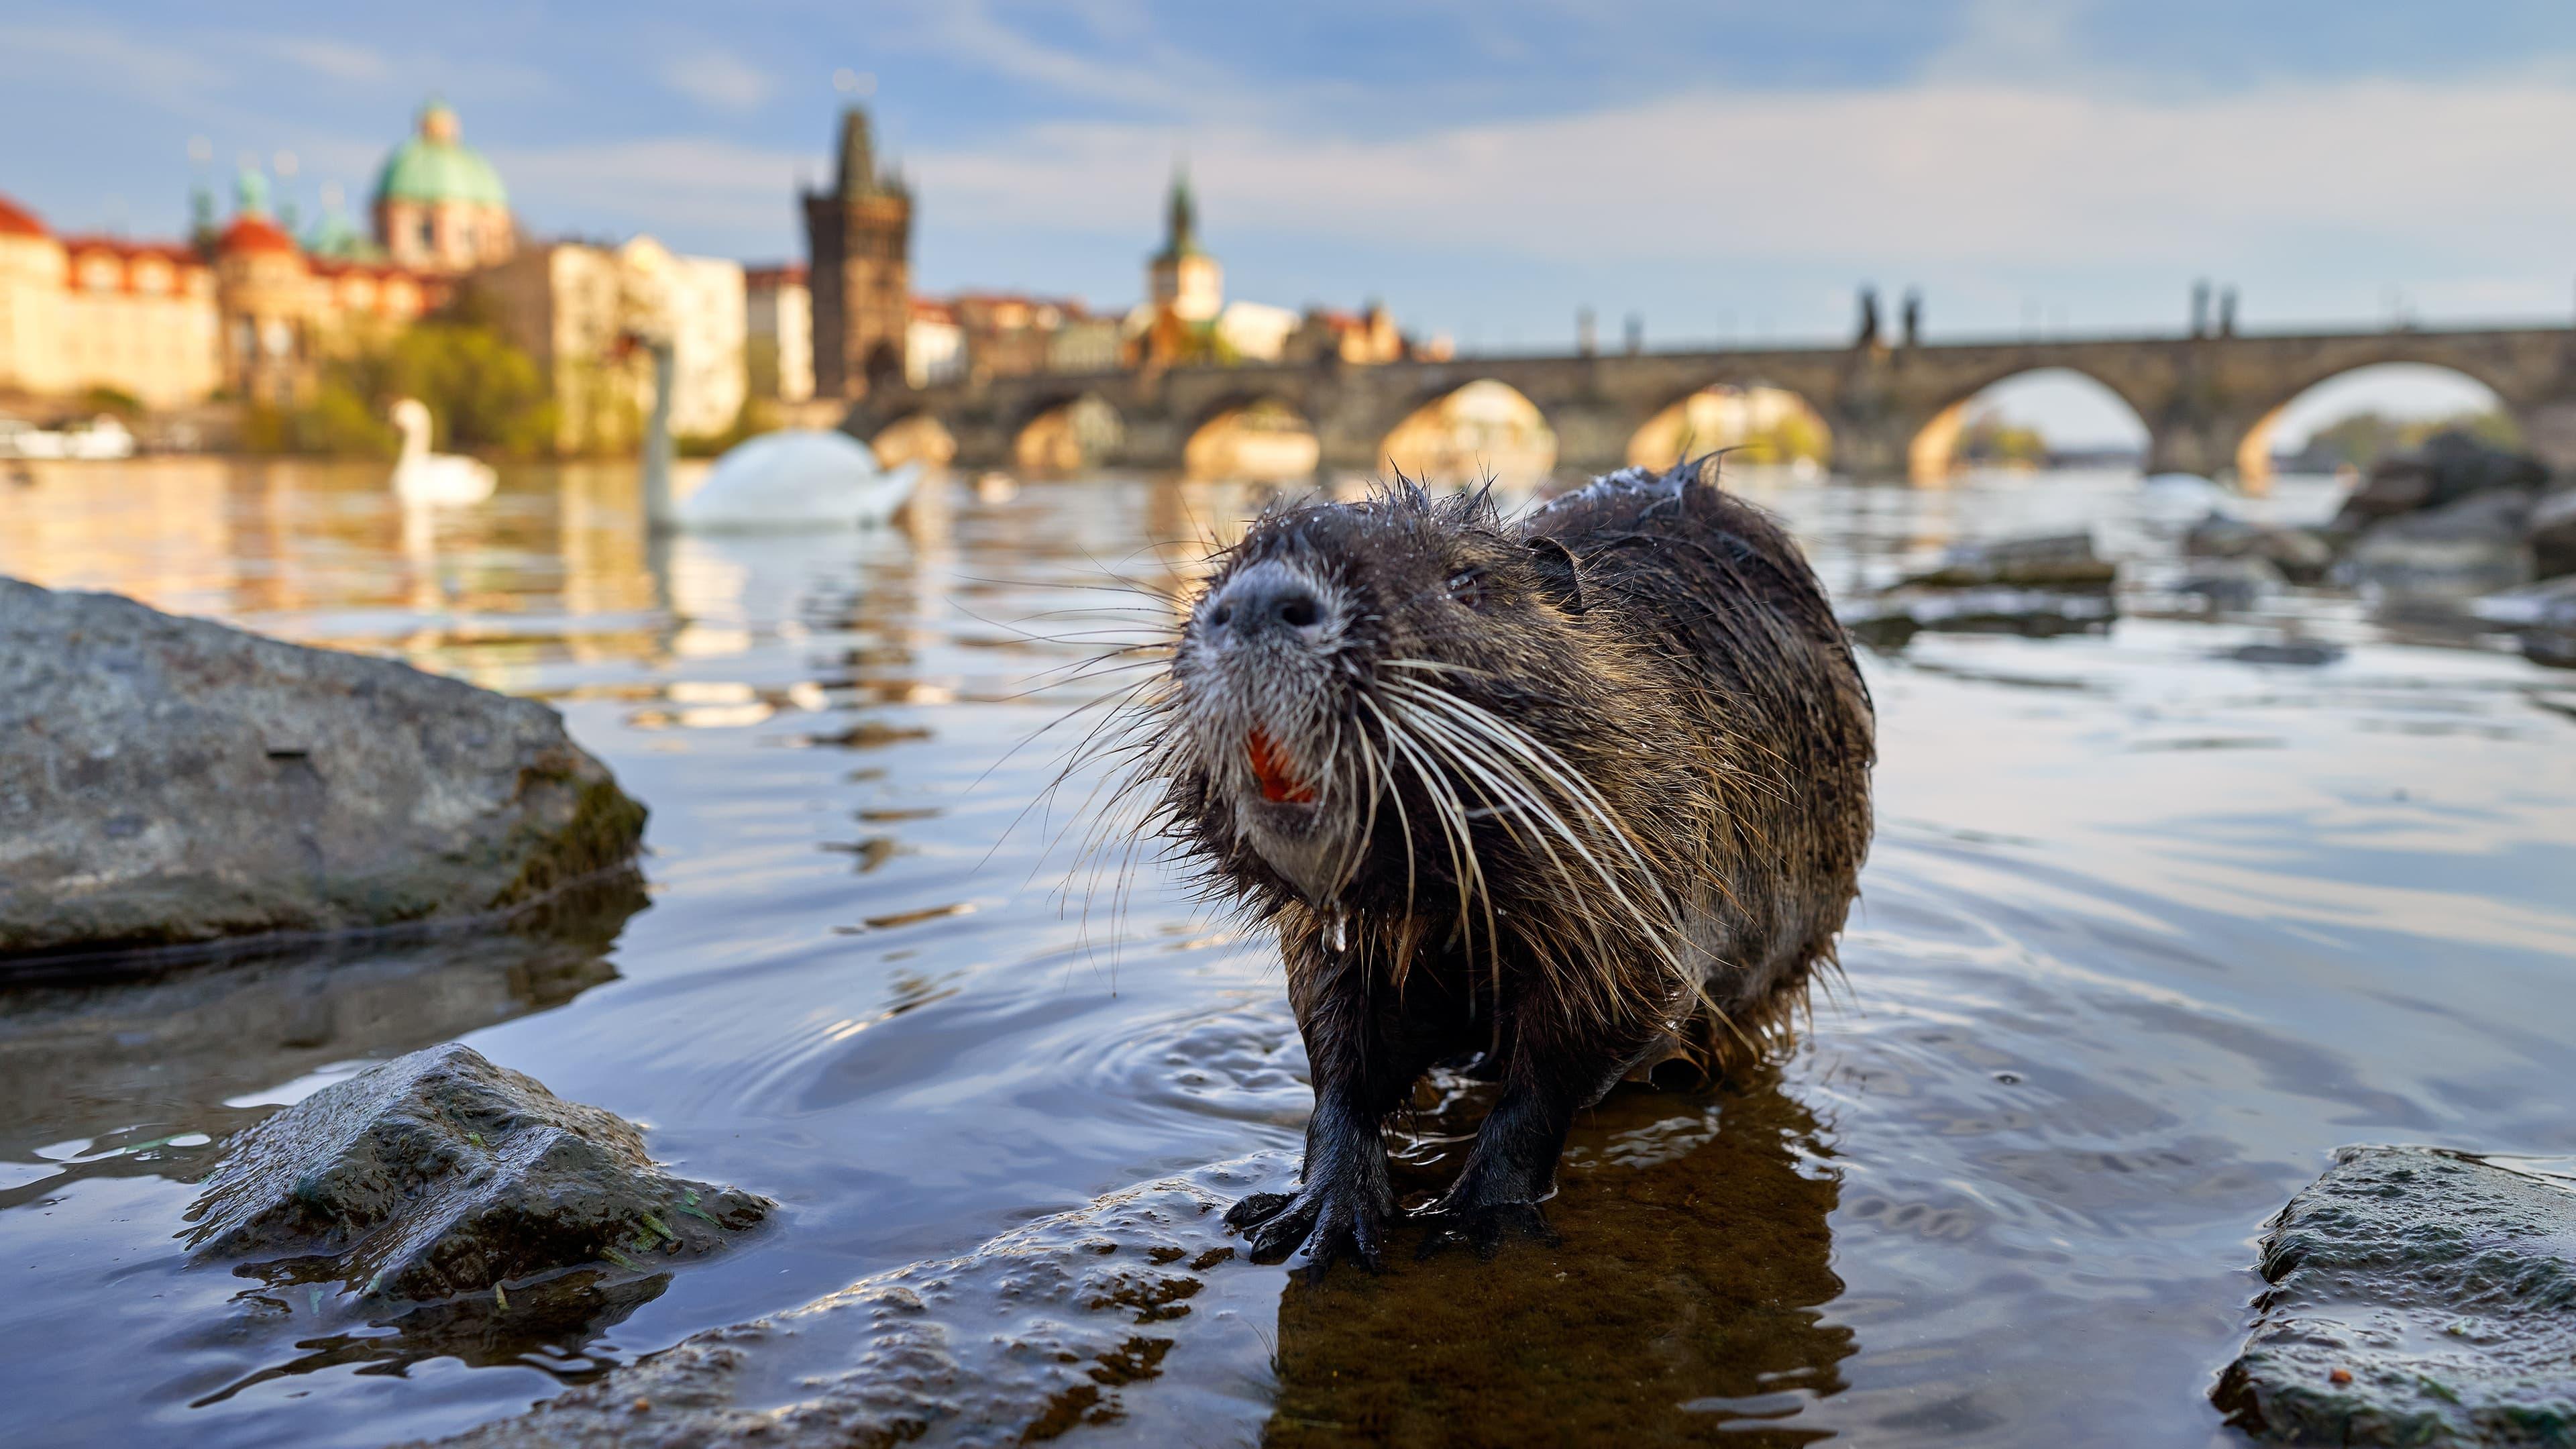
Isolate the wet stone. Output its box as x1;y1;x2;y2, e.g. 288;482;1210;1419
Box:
411;1153;1294;1449
1894;531;2119;590
2184;513;2334;585
0;576;647;963
2213;1145;2576;1447
2530;489;2576;582
2338;491;2537;598
187;1043;768;1305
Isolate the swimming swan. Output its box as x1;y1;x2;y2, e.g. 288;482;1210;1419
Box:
677;429;922;529
389;398;498;506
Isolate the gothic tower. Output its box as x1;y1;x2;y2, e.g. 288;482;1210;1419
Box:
803;105;912;398
1146;164;1222;322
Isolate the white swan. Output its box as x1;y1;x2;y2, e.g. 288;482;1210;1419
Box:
390;398;497;506
676;429;922;530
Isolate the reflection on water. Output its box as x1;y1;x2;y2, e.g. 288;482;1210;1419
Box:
1270;1071;1849;1446
1;458;2573;1448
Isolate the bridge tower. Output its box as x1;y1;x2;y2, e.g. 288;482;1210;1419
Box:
803;105;912;399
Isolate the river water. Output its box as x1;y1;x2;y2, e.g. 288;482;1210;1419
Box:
1;458;2571;1448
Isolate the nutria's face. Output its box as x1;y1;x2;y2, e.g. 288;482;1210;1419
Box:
1167;487;1589;906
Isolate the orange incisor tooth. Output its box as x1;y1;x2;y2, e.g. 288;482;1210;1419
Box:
1246;727;1318;804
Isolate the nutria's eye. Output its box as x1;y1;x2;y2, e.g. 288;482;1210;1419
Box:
1446;570;1486;610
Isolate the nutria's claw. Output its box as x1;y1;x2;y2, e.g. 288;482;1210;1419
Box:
1413;1200;1560;1261
1223;1191;1294;1234
1227;1186;1385;1281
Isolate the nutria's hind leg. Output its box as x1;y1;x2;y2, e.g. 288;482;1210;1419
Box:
1416;1014;1642;1260
1413;1071;1576;1259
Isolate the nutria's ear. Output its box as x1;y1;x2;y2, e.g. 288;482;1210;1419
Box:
1524;536;1586;614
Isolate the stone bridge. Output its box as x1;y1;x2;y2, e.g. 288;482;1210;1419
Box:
843;323;2576;483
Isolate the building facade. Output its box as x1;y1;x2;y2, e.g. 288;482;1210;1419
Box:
905;298;966;388
372;100;515;274
480;235;745;453
0;181;433;413
745;264;813;402
802;106;912;399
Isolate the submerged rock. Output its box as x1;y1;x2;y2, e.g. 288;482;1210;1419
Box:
415;1153;1289;1449
419;1072;1853;1448
0;873;641;1200
2212;1145;2576;1447
1894;531;2118;590
0;577;647;961
188;1043;767;1303
1841;586;2116;649
2174;556;2287;612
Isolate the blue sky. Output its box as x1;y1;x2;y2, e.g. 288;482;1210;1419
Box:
4;1;2567;440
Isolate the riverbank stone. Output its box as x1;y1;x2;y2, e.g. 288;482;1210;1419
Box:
187;1043;768;1303
1894;531;2118;590
2212;1145;2576;1447
413;1152;1290;1449
0;576;646;961
2531;489;2576;582
2328;431;2551;537
2184;512;2334;585
2337;490;2536;597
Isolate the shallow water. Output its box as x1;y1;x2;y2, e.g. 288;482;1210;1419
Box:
1;458;2571;1447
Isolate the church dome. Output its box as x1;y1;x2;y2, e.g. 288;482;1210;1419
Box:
372;101;508;209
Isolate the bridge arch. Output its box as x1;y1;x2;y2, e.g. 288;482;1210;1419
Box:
2232;360;2520;488
1181;393;1322;482
1908;366;2153;484
1377;379;1558;487
1012;392;1126;474
1626;382;1833;475
869;413;958;470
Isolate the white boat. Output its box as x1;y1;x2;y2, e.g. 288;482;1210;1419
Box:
676;429;922;529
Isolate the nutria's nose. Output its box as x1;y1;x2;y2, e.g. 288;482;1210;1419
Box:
1205;561;1328;645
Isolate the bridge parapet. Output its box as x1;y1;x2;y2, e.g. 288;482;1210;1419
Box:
843;325;2576;484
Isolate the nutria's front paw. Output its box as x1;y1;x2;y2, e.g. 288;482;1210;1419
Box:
1412;1199;1561;1261
1225;1181;1386;1281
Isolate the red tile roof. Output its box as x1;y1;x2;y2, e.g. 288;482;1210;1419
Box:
218;215;299;255
0;194;49;239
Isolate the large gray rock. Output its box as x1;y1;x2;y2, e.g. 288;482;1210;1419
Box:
0;577;646;959
188;1043;768;1302
2213;1145;2576;1446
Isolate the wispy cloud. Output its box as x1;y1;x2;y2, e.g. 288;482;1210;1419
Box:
910;76;2576;278
0;21;226;97
264;37;390;84
492;138;805;240
662;50;773;111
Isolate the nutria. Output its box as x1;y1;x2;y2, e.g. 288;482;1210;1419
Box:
1123;460;1874;1277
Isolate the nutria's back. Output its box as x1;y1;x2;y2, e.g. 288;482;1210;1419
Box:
1524;465;1876;1049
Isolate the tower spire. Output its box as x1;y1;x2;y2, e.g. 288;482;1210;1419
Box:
835;106;875;199
1160;159;1199;260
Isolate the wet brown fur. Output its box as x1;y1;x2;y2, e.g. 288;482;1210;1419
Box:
1122;460;1874;1273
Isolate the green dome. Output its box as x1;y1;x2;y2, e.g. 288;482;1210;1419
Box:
373;102;508;209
